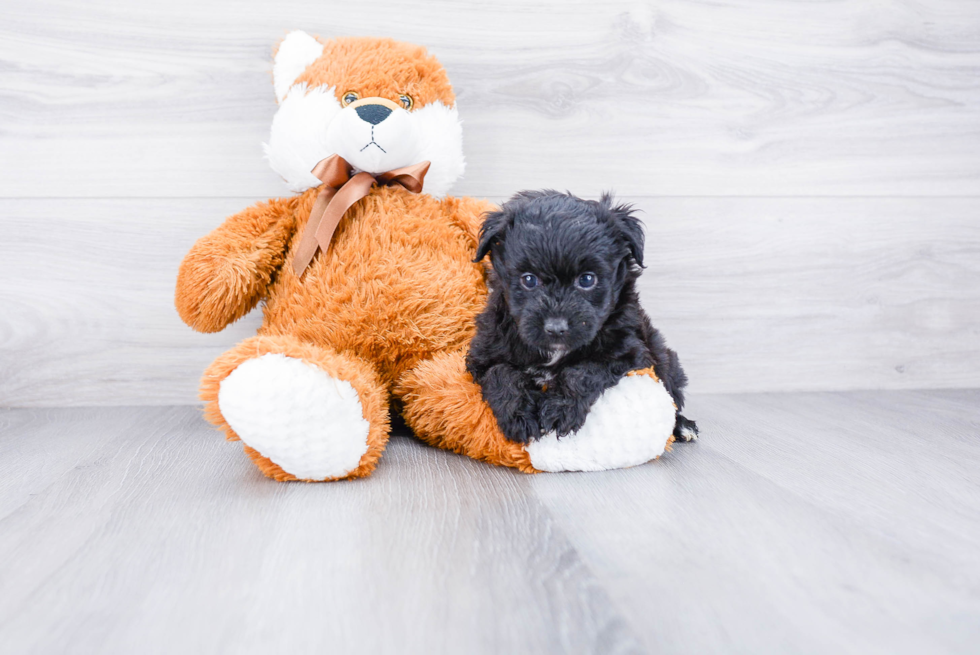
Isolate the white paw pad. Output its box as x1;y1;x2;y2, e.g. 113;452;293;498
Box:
525;375;676;472
218;353;370;480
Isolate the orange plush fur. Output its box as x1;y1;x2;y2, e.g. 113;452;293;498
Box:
177;36;674;481
294;38;456;109
397;359;673;473
176;35;531;480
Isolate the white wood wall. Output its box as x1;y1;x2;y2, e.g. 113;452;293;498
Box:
2;0;979;406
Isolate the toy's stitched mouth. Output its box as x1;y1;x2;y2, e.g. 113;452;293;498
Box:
359;125;387;153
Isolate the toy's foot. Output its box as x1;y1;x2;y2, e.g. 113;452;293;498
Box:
398;355;675;475
202;336;389;481
219;354;371;480
525;369;676;472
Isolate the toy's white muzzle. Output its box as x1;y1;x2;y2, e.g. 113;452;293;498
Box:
325;97;421;174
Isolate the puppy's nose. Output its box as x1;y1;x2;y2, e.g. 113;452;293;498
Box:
544;318;569;338
354;103;392;125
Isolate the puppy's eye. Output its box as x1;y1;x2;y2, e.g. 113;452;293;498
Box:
576;272;597;289
342;91;360;106
520;273;539;289
399;94;414;110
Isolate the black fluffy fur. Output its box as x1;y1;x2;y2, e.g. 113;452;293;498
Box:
465;190;699;445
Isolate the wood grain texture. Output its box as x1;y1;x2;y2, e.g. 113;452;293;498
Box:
2;1;978;404
639;196;980;394
2;196;978;407
2;0;979;197
0;406;646;655
533;388;980;653
1;391;978;653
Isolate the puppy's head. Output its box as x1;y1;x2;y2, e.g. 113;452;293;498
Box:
475;190;644;357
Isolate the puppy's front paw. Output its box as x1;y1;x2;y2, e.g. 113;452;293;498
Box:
538;396;587;438
492;393;545;444
497;409;542;444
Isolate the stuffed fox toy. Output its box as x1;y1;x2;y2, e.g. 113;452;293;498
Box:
175;32;677;481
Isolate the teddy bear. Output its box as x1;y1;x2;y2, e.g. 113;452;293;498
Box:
175;32;678;481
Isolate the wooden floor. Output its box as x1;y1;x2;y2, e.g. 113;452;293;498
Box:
1;390;978;654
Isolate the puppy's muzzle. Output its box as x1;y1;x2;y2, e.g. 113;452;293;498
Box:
349;97;399;125
544;318;569;339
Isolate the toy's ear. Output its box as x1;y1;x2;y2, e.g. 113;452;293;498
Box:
474;207;512;263
273;31;325;103
602;193;645;268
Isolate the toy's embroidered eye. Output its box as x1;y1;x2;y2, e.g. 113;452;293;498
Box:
399;94;414;110
576;272;597;289
521;273;539;289
342;91;360;106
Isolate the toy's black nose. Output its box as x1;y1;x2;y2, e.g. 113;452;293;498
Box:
355;104;392;125
544;318;569;338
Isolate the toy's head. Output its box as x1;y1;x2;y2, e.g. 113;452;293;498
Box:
265;32;465;197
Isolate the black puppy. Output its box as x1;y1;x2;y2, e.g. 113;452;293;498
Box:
465;190;699;444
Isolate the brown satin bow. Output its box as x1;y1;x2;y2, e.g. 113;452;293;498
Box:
292;154;430;276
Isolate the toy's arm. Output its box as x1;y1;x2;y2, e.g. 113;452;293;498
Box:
175;196;299;333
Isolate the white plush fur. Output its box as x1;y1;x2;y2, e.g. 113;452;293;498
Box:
264;77;466;195
324;101;422;174
264;84;344;192
410;101;466;199
525;375;677;472
218;354;370;480
273;31;324;103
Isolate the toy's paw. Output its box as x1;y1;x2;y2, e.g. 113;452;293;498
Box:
525;373;676;472
218;353;371;480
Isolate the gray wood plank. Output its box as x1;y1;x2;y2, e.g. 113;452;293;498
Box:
2;0;979;197
2;196;979;407
1;392;978;653
0;198;264;408
0;406;157;519
640;196;980;394
530;389;980;654
0;406;645;655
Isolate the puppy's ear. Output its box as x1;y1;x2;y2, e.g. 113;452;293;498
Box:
602;193;645;268
474;207;511;263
